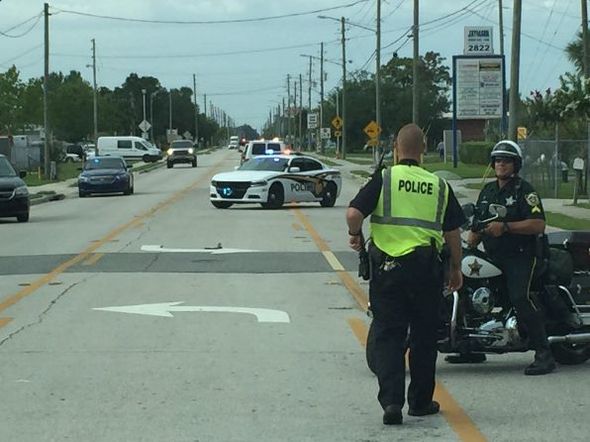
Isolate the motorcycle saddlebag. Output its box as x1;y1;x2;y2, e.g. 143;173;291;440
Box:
546;231;590;271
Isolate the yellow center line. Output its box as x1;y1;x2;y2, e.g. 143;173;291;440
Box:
82;253;104;266
292;207;488;442
0;153;231;322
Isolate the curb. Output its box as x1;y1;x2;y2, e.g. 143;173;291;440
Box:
30;192;66;206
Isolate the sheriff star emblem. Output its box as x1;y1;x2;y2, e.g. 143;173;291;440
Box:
505;196;515;206
468;259;483;277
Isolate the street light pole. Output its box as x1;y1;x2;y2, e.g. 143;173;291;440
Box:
91;38;98;143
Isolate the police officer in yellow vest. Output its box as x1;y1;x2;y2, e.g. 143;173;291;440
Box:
346;124;465;425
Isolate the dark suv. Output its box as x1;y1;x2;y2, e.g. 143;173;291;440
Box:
0;154;30;222
166;139;197;168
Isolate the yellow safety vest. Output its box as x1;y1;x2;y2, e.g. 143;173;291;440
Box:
370;164;449;257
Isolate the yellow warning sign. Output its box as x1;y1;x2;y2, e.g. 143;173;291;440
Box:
363;120;381;139
331;116;343;130
517;127;527;140
334;130;342;137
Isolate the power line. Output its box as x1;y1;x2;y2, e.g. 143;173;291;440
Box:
0;13;42;38
50;0;368;25
0;43;43;66
52;40;340;60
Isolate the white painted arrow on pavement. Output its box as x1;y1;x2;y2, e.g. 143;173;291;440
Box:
93;302;290;323
141;245;260;254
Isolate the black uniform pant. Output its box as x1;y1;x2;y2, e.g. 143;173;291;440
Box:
494;253;550;351
369;247;443;410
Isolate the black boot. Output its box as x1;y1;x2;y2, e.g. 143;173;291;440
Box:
383;404;403;425
524;349;556;376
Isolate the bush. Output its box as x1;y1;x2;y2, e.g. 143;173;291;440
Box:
459;141;494;165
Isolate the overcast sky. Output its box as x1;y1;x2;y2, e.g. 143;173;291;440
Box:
0;0;583;132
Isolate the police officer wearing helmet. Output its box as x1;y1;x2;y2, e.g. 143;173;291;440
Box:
346;124;465;425
466;140;556;375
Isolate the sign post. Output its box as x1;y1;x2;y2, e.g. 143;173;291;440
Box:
452;54;506;168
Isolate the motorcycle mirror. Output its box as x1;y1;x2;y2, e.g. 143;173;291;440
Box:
488;204;507;218
462;203;475;218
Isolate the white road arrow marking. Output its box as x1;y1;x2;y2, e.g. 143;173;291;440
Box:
141;245;260;254
93;302;290;323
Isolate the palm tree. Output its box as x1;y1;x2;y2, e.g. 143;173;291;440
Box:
565;30;586;74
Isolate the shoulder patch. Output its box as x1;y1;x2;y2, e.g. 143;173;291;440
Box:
525;192;540;207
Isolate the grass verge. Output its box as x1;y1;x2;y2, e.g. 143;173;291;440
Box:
546;211;590;230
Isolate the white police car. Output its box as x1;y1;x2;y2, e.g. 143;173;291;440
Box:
210;154;341;209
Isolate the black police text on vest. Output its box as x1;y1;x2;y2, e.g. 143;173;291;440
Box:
398;179;433;195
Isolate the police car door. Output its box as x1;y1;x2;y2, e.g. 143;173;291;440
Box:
284;158;310;202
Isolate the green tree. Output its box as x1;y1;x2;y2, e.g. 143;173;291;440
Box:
565;30;586;74
0;66;24;134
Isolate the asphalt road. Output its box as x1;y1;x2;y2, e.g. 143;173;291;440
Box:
0;148;589;441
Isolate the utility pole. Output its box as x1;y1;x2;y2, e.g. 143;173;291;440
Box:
498;0;505;55
299;73;303;149
341;16;347;159
412;0;419;125
193;73;199;146
91;38;97;143
376;0;382;147
582;0;589;78
287;74;292;143
320;42;325;153
282;97;286;139
43;2;50;178
203;93;207;118
308;56;312;110
508;0;522;141
168;91;173;133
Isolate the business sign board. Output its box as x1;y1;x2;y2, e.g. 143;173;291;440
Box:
453;55;505;120
464;26;494;55
307;113;318;129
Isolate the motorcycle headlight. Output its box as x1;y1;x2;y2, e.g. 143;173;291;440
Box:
250;180;267;187
14;185;29;197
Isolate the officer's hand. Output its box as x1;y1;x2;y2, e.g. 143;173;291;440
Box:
485;221;505;238
349;234;363;252
466;231;481;248
447;268;463;292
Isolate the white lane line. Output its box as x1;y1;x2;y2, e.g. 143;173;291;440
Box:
322;251;345;271
141;245;260;254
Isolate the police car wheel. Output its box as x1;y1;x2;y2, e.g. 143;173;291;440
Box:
211;200;233;209
263;183;284;209
320;182;337;207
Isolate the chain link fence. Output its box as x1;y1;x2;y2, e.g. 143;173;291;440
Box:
520;138;589;199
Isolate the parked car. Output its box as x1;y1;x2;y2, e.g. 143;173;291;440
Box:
166;139;197;168
0;154;29;222
63;144;85;163
97;136;162;163
78;156;134;197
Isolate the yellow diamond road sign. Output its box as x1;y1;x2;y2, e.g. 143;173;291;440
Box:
331;116;343;130
517;126;527;140
364;120;381;139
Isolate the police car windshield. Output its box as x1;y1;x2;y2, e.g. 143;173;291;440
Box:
84;157;126;170
239;157;289;172
0;157;17;177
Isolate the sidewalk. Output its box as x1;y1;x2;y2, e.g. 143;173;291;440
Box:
314;153;590;227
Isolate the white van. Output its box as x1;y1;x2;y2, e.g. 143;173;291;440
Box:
240;139;287;164
97;136;162;162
